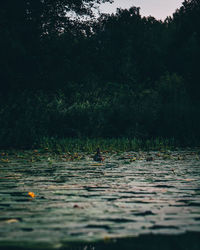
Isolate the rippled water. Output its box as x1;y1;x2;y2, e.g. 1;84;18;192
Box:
0;150;200;248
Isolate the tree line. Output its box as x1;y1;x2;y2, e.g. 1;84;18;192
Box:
0;0;200;147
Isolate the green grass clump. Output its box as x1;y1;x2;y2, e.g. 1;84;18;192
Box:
38;137;178;153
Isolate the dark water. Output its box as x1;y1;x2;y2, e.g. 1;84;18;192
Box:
0;151;200;249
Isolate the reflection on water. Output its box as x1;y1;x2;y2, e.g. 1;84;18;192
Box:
0;151;200;246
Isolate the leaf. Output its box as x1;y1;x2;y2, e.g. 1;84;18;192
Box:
28;192;36;198
5;219;19;223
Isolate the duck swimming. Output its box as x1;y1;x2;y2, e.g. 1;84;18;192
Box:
146;156;154;161
93;148;104;162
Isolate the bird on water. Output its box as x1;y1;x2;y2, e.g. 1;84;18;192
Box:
93;148;104;162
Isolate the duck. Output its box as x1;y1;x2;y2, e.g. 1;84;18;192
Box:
146;156;154;161
93;148;104;162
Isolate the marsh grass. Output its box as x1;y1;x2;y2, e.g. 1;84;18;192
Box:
38;137;177;153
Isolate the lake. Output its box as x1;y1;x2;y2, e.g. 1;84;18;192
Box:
0;150;200;249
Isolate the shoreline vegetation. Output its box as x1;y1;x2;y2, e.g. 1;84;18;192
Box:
0;137;199;154
38;137;199;153
1;0;200;150
0;88;200;150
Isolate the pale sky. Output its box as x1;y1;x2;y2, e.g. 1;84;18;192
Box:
100;0;184;20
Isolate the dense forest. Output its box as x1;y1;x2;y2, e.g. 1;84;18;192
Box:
0;0;200;148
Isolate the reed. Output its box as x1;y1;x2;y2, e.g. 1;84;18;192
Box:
38;137;178;153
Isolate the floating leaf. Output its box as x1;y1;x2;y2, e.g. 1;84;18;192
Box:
1;158;9;163
130;157;137;162
28;192;35;198
185;179;195;182
5;219;19;224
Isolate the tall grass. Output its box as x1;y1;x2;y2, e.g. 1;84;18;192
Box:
38;137;177;153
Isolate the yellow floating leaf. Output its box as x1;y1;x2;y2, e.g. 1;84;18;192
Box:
1;159;9;163
28;192;35;198
6;219;19;223
185;179;195;182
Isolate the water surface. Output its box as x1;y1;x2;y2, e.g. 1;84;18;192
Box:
0;150;200;248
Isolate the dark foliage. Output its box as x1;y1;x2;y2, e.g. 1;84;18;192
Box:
0;0;200;148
